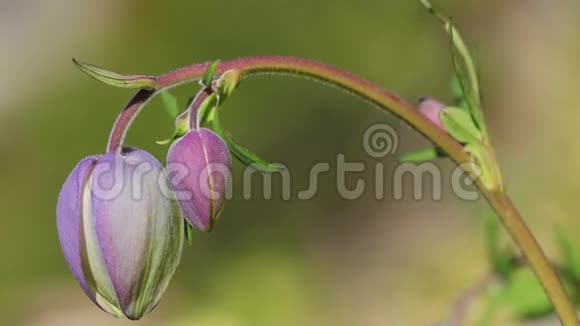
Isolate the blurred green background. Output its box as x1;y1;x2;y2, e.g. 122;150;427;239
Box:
1;0;579;325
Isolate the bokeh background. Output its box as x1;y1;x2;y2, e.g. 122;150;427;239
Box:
1;0;579;325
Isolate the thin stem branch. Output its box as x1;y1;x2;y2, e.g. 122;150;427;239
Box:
187;87;212;130
104;55;578;325
430;272;498;326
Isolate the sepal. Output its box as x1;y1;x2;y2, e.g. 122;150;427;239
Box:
72;59;157;90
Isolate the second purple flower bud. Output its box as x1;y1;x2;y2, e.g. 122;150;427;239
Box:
167;128;231;232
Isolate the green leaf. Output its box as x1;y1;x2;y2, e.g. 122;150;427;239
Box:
185;222;194;246
419;0;438;15
197;70;240;127
441;107;483;144
447;22;486;136
192;88;281;173
400;147;440;163
72;59;157;89
196;68;278;173
211;109;282;173
419;1;487;138
160;91;180;120
156;110;190;145
155;138;174;146
556;228;580;281
450;75;468;111
201;60;220;89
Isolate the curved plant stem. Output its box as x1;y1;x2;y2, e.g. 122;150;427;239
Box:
107;56;466;159
105;56;578;325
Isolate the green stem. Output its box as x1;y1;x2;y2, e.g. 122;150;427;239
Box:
104;56;577;324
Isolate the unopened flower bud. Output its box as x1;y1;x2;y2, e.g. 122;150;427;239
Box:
167;128;230;232
418;97;445;129
56;149;183;320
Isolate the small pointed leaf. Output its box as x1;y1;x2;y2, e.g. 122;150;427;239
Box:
72;59;157;89
201;60;220;89
441;107;482;144
211;109;282;173
448;23;486;136
156;110;190;145
419;1;487;138
156;138;173;146
185;222;194;246
501;269;555;319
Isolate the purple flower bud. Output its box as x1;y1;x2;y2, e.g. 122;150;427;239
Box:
167;128;230;232
56;149;183;320
418;98;445;129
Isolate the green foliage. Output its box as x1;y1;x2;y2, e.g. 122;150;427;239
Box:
478;222;580;324
450;75;468;111
419;0;487;139
502;269;554;319
447;23;486;137
557;229;580;281
194;68;282;173
205;92;281;173
420;0;507;192
481;270;560;324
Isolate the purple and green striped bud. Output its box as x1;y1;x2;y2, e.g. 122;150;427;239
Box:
56;149;183;320
167;128;231;232
418;97;445;129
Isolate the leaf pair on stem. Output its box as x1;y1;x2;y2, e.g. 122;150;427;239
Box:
403;0;502;192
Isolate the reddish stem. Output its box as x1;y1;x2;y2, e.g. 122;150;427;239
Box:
106;56;466;165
